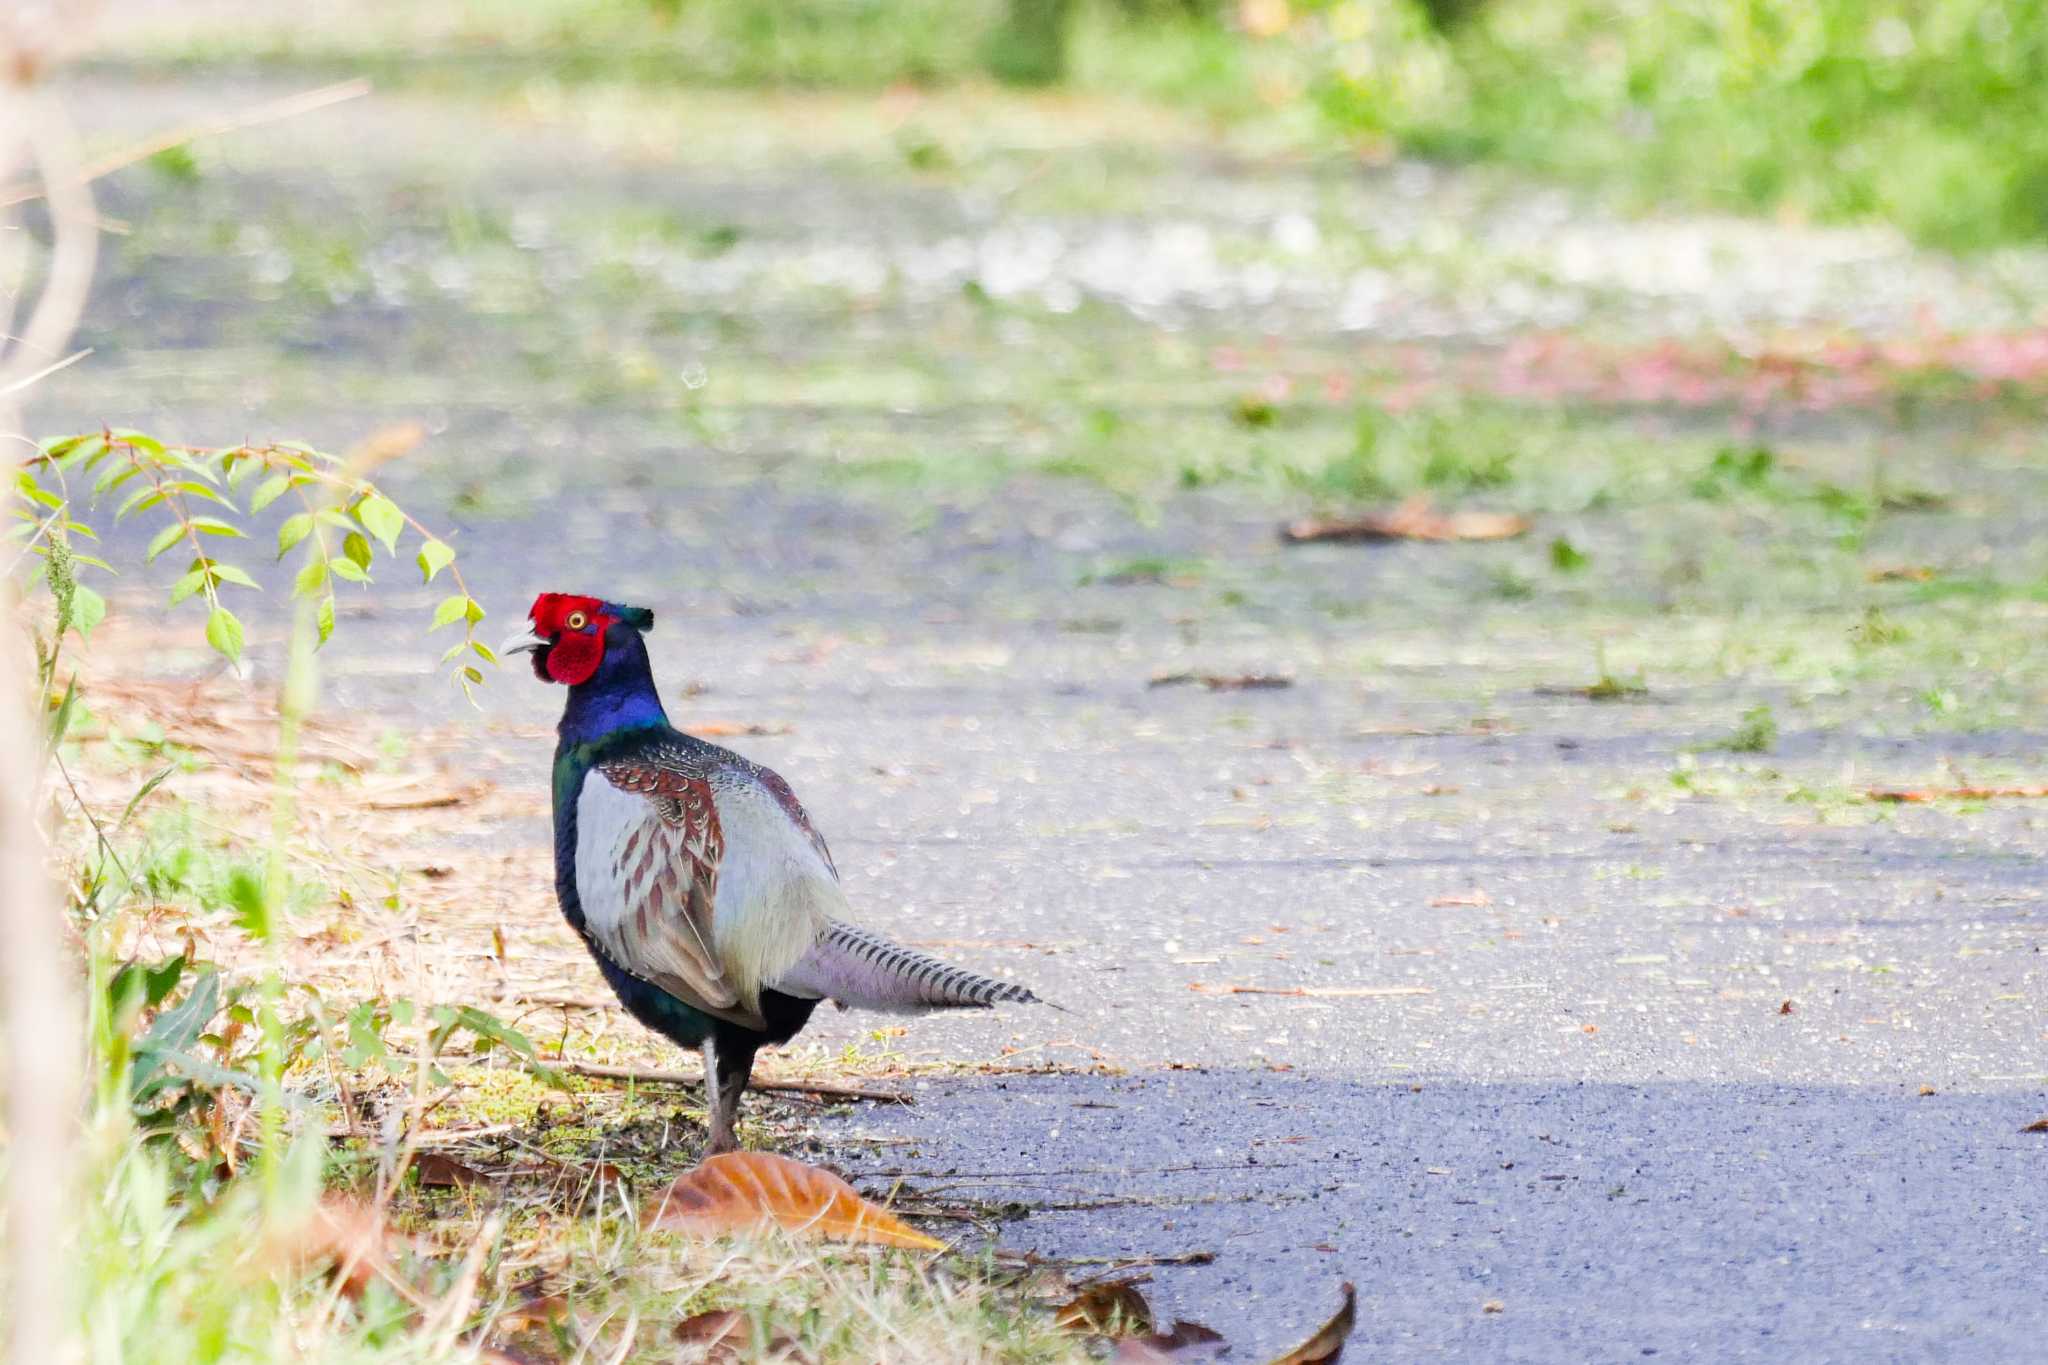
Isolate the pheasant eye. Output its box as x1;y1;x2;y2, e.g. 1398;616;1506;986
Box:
565;611;588;630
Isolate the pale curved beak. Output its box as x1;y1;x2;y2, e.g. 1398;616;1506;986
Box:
500;626;548;657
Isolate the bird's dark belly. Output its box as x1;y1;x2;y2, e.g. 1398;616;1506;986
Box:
585;945;821;1053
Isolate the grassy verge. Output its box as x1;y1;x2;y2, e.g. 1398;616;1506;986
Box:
41;610;1093;1363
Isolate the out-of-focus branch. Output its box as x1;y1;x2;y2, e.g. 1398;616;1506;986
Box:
1;87;98;413
0;76;371;211
0;46;99;1365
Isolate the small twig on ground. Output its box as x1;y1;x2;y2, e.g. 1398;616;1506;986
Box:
1148;671;1294;691
997;1249;1217;1271
1187;983;1434;999
561;1060;914;1105
1867;785;2048;803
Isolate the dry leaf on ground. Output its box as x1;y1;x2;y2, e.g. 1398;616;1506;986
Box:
674;1308;805;1362
647;1151;944;1251
1266;1282;1357;1364
491;1289;568;1335
1280;499;1529;545
1866;786;2048;802
1113;1321;1228;1362
2022;1117;2048;1133
267;1197;393;1300
1054;1278;1154;1335
414;1152;486;1188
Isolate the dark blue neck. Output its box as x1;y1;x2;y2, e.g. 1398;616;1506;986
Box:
556;630;669;746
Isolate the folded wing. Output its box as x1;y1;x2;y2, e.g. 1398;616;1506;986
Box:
577;758;761;1028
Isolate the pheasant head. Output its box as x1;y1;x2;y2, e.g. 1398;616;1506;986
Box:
504;592;656;686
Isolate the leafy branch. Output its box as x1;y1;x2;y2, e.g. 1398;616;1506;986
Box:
19;430;492;698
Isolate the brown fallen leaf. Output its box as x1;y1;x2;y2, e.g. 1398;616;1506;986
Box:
2021;1117;2048;1133
474;1344;560;1365
675;1310;746;1347
647;1151;944;1251
1113;1321;1229;1362
1054;1278;1154;1336
674;1307;805;1362
1149;672;1295;691
1188;983;1433;999
414;1152;486;1188
1867;786;2048;803
1267;1282;1357;1364
689;721;793;738
269;1198;392;1300
492;1292;569;1334
1779;1000;1795;1015
1281;498;1529;545
1428;889;1492;908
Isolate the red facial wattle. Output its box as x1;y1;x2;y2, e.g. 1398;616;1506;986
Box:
527;592;616;686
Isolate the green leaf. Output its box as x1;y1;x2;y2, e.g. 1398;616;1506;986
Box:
205;605;245;663
144;523;183;562
416;538;454;583
18;479;62;510
461;665;483;685
45;678;78;748
115;485;164;521
249;474;292;513
187;516;244;538
168;481;233;509
69;584;105;636
315;595;336;647
168;568;209;606
277;512;313;557
95;464;138;496
1549;537;1589;573
355;493;404;553
138;969;217;1061
327;557;369;584
225;869;269;939
119;768;173;826
430;594;472;630
342;531;373;570
469;639;497;665
208;561;259;590
293;557;328;597
108;428;165;458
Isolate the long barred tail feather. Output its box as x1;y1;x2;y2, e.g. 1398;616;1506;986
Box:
773;920;1042;1014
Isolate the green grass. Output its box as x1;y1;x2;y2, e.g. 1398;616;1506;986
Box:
1302;0;2048;250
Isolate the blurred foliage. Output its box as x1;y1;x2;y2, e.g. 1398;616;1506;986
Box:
502;0;2048;247
1260;0;2048;248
